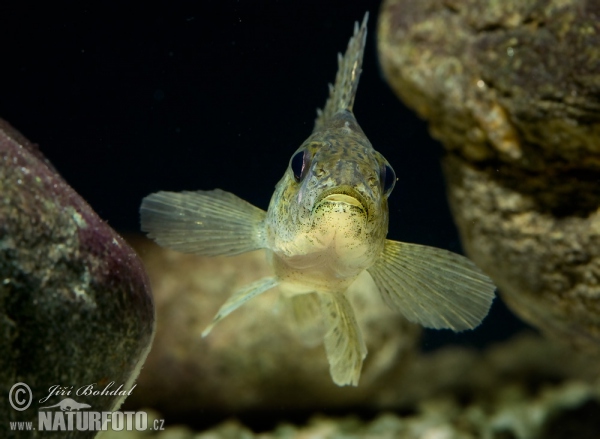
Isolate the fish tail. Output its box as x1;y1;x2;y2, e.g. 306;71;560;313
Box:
314;12;368;132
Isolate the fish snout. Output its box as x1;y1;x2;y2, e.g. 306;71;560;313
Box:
313;185;370;215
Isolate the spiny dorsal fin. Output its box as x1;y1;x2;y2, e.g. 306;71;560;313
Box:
314;12;368;132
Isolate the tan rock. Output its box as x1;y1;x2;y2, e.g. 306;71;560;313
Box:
125;236;420;417
378;0;600;349
104;333;600;439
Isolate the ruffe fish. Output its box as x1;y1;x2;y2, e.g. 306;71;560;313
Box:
140;13;496;386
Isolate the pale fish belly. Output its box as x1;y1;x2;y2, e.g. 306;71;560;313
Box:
269;200;375;295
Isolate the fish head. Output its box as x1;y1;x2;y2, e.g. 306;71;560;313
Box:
266;113;396;279
292;139;394;235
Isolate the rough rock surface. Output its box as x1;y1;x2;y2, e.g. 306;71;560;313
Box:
125;236;420;417
378;0;600;348
0;120;155;438
102;334;600;439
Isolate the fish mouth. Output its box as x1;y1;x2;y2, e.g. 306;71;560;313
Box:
314;186;369;213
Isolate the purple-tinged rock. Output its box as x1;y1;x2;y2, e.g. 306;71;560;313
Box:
0;119;155;438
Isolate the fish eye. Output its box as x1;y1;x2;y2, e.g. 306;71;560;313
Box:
381;164;397;195
290;150;309;182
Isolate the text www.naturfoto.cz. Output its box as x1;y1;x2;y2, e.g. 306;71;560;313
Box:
10;411;159;432
10;421;33;431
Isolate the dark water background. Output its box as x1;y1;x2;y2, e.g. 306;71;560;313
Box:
1;1;526;357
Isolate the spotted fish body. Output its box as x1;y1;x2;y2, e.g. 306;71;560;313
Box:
140;14;496;386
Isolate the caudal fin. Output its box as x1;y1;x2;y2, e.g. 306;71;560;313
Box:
314;12;369;132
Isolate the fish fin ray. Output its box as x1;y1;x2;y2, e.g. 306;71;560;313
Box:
320;292;367;386
314;12;368;131
368;240;496;331
202;277;278;337
140;189;266;256
284;293;323;347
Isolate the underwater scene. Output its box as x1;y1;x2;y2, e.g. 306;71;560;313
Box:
2;1;600;438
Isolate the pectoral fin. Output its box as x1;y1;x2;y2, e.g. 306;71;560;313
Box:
140;189;266;256
368;240;495;331
320;292;367;387
202;277;278;337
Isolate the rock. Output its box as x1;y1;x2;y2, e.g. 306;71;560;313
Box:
0;119;155;438
378;0;600;349
124;235;420;417
383;333;600;410
103;334;600;439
